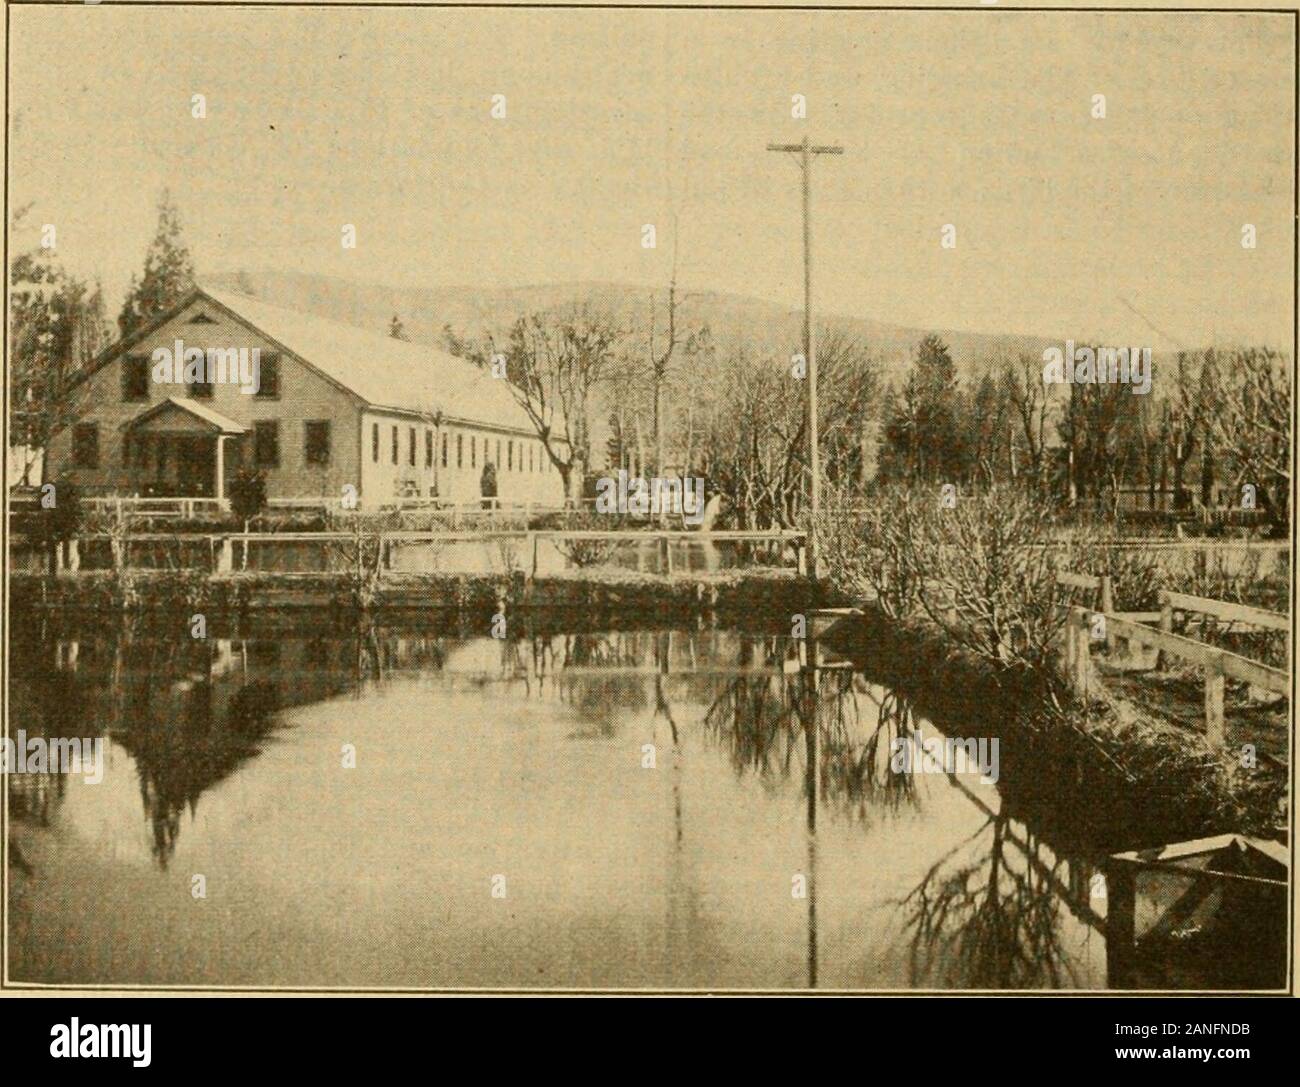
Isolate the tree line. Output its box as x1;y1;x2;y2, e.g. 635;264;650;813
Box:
9;188;1290;532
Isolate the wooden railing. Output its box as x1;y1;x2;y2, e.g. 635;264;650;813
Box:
1063;604;1288;745
28;527;809;578
1158;590;1290;634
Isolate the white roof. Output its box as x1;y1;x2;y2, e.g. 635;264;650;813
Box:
139;396;249;434
200;286;537;435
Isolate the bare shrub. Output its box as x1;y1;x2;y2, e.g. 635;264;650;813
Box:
916;487;1072;672
817;484;927;619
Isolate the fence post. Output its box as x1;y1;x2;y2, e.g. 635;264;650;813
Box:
1072;609;1091;696
1156;593;1173;671
1204;654;1226;746
217;537;233;574
795;538;808;577
1104;860;1137;989
531;532;540;579
660;534;673;577
67;538;80;573
1099;575;1115;652
1063;606;1077;682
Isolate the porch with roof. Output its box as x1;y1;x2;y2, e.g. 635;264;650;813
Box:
120;396;248;502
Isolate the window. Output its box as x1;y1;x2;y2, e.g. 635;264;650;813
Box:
408;427;416;467
372;423;379;462
507;440;513;471
425;429;433;469
457;434;463;469
471;436;477;468
441;434;448;468
254;420;280;468
391;426;398;465
528;445;533;473
256;354;280;399
72;423;99;468
121;434;132;466
305;420;330;465
496;440;501;468
122;356;149;401
188;369;214;399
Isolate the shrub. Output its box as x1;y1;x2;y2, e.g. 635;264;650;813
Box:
228;468;268;525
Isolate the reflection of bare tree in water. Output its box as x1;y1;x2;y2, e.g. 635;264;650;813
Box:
813;683;920;822
701;640;918;820
553;632;652;735
353;622;447;687
899;813;1085;989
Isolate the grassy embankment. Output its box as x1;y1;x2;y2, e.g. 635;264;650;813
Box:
814;487;1289;846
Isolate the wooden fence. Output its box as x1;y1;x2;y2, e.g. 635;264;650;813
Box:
32;528;809;579
1062;594;1288;745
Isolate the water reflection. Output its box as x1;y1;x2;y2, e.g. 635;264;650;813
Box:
6;616;1121;988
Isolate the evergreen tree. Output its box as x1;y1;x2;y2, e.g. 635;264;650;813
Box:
882;334;962;484
913;334;959;478
117;189;195;338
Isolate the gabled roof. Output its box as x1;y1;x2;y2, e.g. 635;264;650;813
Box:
84;285;540;437
122;396;248;435
197;287;536;434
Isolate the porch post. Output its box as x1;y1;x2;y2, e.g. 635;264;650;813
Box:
215;434;226;502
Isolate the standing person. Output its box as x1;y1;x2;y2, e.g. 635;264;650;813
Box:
480;460;498;511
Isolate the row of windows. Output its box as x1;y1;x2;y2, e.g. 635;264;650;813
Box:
121;354;282;401
75;415;554;476
369;423;551;474
73;420;330;470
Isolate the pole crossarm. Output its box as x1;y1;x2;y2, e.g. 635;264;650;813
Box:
766;144;845;155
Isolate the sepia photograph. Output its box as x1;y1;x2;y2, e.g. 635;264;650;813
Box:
1;0;1295;1011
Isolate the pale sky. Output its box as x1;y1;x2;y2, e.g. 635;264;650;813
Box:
8;6;1295;349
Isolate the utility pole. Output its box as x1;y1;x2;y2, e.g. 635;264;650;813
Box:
767;135;843;579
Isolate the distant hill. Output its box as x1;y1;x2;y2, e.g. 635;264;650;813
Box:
203;269;1075;386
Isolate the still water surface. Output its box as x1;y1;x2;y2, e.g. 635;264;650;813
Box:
8;618;1109;989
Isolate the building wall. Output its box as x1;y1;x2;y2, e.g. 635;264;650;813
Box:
358;415;566;507
45;299;362;502
433;420;566;506
359;411;439;508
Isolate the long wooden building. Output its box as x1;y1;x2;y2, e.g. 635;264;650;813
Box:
43;286;567;510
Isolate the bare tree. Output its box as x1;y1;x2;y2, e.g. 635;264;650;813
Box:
1003;352;1051;491
1208;346;1290;521
485;307;623;502
701;330;878;529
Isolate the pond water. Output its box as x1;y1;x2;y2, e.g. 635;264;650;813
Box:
8;615;1116;989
